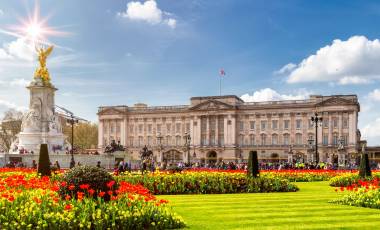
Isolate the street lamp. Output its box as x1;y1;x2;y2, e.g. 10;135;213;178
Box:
307;136;314;163
67;115;78;168
184;132;191;165
311;112;323;164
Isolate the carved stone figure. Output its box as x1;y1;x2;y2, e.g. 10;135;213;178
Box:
21;98;42;132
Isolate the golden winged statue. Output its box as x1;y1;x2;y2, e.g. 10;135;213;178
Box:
34;45;54;85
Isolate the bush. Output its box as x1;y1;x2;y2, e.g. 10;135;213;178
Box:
118;171;298;194
329;172;380;187
359;153;371;178
37;144;51;177
248;151;259;177
59;165;116;200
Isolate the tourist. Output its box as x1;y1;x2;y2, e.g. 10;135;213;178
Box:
32;160;37;169
97;161;101;168
54;160;61;170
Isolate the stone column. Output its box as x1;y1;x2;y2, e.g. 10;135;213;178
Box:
328;113;332;146
206;116;210;146
224;115;229;146
98;120;104;149
215;116;219;146
231;114;236;147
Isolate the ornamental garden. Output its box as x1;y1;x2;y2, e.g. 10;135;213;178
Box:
1;147;380;229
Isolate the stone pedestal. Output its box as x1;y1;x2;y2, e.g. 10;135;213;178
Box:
12;78;66;154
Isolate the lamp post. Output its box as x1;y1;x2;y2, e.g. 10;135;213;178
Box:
184;132;191;165
156;132;163;163
311;112;323;164
307;136;314;163
67;114;78;168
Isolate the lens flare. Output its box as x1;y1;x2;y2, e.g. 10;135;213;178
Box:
3;1;67;47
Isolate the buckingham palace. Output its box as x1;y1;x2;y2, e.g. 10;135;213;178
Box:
97;94;360;165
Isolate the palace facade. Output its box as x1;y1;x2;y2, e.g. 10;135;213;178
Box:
97;95;360;165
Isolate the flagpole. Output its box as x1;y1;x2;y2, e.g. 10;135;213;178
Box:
219;75;222;96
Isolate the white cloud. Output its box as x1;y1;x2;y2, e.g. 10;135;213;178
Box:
338;76;371;85
284;36;380;85
274;63;296;75
0;38;35;61
368;89;380;101
165;18;176;29
0;99;26;111
118;0;176;28
240;88;311;102
0;9;3;15
362;118;380;143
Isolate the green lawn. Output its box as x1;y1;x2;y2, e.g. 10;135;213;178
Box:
159;182;380;229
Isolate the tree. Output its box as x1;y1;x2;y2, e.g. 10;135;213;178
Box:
37;144;51;176
359;152;371;178
247;151;259;177
0;109;23;152
63;122;98;152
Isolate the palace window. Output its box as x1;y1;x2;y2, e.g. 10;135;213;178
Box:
218;135;224;146
343;134;348;145
250;121;255;130
249;134;255;145
148;124;152;133
138;136;143;147
323;119;329;128
308;120;313;129
343;118;348;129
186;123;190;133
261;121;267;131
296;119;302;129
129;137;133;147
147;136;152;146
333;133;338;146
261;134;267;146
239;121;244;131
284;120;290;130
129;125;134;133
272;120;278;130
272;134;278;145
322;134;328;145
157;124;161;133
166;124;171;133
295;134;302;145
239;135;244;146
111;124;115;133
201;134;207;146
283;134;290;145
176;123;181;133
175;135;181;146
210;134;216;146
138;124;143;133
116;123;120;133
333;118;338;128
218;118;224;132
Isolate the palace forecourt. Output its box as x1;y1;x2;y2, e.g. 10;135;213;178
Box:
98;94;360;166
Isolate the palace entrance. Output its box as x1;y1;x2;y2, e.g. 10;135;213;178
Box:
206;151;217;166
163;149;183;166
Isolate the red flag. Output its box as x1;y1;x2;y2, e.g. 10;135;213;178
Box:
219;68;226;76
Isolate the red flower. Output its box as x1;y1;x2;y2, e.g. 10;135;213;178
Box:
79;184;90;190
106;181;115;188
68;185;75;191
107;190;113;196
7;195;15;202
65;195;71;201
61;181;67;187
64;204;72;210
98;191;106;197
88;189;95;196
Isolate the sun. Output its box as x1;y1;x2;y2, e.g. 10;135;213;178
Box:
2;1;67;47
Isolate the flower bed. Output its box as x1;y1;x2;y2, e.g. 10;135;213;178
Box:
118;171;298;194
262;170;344;182
331;178;380;209
0;168;185;229
329;172;380;187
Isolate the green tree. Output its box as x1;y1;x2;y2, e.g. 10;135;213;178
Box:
63;122;98;151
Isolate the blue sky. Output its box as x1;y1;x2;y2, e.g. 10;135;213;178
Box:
1;0;380;145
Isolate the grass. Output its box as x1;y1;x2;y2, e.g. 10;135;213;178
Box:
159;182;380;229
